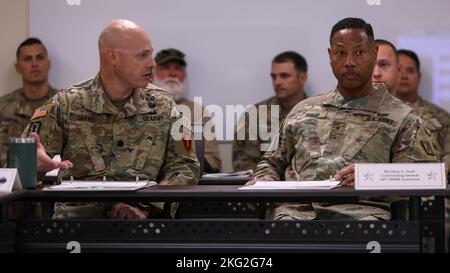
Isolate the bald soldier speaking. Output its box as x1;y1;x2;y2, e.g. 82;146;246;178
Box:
23;19;199;219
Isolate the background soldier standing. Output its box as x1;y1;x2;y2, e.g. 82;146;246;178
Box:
0;38;57;166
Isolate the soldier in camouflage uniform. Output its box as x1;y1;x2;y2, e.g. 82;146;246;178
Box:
372;40;449;252
372;39;399;95
254;18;437;221
233;51;308;172
395;49;450;251
395;49;450;173
0;38;57;167
153;48;222;173
23;19;200;219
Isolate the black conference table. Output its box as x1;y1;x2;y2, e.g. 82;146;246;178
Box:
1;184;448;253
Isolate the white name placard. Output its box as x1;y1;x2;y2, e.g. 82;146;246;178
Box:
0;168;22;193
355;163;446;190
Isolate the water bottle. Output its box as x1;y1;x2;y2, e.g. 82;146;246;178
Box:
7;137;37;189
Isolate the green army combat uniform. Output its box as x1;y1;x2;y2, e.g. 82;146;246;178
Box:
23;75;200;218
233;95;305;172
410;96;450;252
255;84;437;220
0;87;57;166
177;98;222;173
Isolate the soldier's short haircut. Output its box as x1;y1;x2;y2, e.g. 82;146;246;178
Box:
272;51;308;73
16;37;48;59
375;39;399;62
330;17;374;44
398;49;421;73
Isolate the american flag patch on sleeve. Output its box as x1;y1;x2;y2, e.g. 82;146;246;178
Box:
31;104;51;120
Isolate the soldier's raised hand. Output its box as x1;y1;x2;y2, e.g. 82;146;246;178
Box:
29;132;73;172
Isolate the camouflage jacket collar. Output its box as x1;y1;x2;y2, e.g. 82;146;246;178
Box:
322;83;388;112
411;96;425;108
86;75;151;116
13;86;58;116
267;96;291;117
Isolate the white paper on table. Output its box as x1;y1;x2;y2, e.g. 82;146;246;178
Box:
43;180;157;191
239;180;341;190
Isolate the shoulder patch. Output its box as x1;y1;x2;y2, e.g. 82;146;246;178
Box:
182;125;193;152
420;140;435;156
31;104;51;120
28;121;41;135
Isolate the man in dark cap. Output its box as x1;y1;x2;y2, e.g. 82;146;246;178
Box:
153;48;222;173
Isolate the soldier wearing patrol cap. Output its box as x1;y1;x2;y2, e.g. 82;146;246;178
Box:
0;37;57;167
23;19;200;219
253;17;437;221
153;48;222;173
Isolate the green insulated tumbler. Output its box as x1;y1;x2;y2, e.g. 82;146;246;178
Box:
7;137;37;189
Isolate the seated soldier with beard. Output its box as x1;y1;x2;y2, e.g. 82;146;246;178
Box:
153;48;222;173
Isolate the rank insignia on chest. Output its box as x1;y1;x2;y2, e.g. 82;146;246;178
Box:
31;104;51;120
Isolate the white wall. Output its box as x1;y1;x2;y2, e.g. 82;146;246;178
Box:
0;0;29;96
29;0;450;140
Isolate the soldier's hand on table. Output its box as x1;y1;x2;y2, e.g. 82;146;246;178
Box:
245;178;257;186
334;164;355;187
30;133;73;172
107;203;148;219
